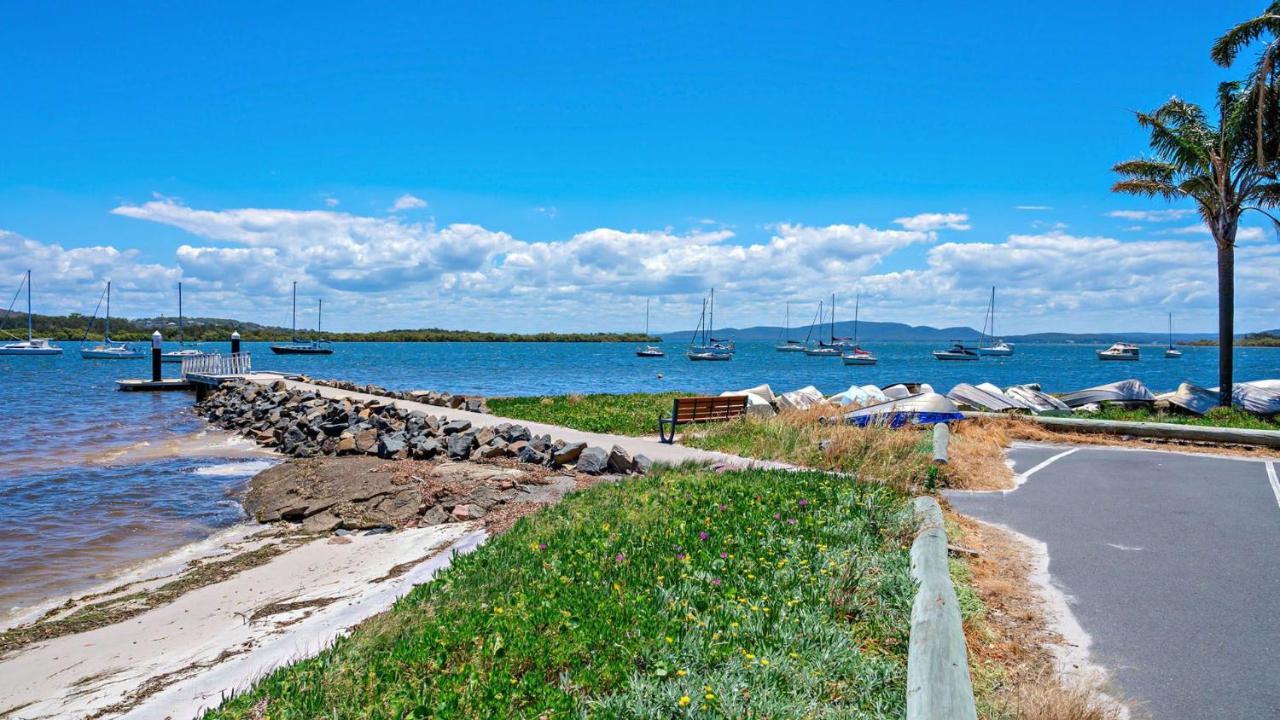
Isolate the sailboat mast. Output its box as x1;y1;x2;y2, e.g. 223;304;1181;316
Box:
291;281;297;338
853;293;860;345
178;282;184;345
318;298;323;336
990;286;996;340
1168;311;1173;348
709;288;715;341
830;293;836;341
26;270;32;342
105;281;111;341
645;298;650;337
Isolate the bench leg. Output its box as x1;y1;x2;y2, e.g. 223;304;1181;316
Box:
658;418;675;444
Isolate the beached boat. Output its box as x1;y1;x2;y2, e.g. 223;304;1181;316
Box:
1097;342;1140;361
976;287;1014;356
932;342;979;361
774;302;806;352
842;392;963;428
635;299;664;357
1163;313;1182;358
1059;379;1155;408
840;294;877;365
0;270;63;356
686;293;732;361
80;281;144;359
271;283;334;355
161;282;206;363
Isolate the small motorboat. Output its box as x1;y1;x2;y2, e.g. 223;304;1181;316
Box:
1097;342;1141;361
0;270;62;356
841;346;877;365
932;342;980;361
80;281;144;359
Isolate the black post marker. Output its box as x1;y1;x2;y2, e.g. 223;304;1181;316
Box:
151;330;162;382
231;330;241;355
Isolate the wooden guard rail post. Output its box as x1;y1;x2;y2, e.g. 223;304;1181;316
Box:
907;496;978;720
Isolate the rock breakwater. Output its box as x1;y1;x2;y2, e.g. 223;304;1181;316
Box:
196;379;651;474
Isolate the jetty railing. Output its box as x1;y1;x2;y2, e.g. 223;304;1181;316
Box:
181;352;252;378
906;496;978;720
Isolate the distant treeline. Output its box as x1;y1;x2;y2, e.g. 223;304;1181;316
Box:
0;311;658;344
1180;332;1280;347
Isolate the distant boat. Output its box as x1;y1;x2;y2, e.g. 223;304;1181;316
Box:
976;286;1014;356
0;270;62;356
804;297;842;356
932;341;980;361
1097;342;1141;361
1164;312;1182;359
80;281;145;359
774;302;806;352
161;282;205;363
271;282;334;355
636;298;664;357
686;292;732;361
841;293;877;365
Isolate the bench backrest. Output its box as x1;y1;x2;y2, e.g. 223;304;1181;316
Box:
673;395;749;423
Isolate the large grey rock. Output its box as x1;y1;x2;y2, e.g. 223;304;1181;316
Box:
411;437;440;459
447;432;477;459
441;419;472;436
353;428;379;454
576;446;609;474
632;454;653;474
606;445;633;474
378;432;408;459
517;445;547;465
551;442;586;466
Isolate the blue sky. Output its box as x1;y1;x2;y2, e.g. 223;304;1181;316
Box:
1;1;1277;333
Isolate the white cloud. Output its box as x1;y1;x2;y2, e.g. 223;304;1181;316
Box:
323;197;340;208
389;193;427;212
1106;209;1196;222
1169;224;1268;243
535;206;558;219
892;212;971;232
1015;205;1052;211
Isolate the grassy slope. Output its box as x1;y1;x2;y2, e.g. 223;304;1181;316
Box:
488;392;694;437
207;466;919;719
1073;405;1280;431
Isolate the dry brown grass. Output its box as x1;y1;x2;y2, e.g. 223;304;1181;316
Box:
1002;680;1129;720
944;417;1018;490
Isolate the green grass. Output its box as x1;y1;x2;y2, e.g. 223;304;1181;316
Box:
488;392;694;437
1074;405;1280;431
205;465;918;719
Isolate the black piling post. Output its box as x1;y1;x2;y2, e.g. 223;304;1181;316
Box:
151;331;162;382
231;330;241;355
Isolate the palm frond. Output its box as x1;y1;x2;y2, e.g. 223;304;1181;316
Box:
1210;3;1280;66
1111;179;1183;201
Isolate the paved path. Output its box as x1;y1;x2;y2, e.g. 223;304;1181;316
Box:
241;374;791;470
947;443;1280;719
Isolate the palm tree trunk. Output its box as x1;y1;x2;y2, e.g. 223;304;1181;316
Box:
1215;234;1236;407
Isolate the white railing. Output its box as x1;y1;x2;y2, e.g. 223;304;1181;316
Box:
182;352;252;378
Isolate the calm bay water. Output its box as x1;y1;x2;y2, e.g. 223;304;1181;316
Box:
1;339;1277;615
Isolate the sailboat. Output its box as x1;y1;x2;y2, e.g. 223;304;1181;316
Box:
804;294;842;356
81;281;145;359
686;295;731;361
774;302;806;352
270;282;334;355
1164;312;1182;358
635;298;664;357
0;270;62;355
161;282;205;363
841;293;877;365
976;287;1014;356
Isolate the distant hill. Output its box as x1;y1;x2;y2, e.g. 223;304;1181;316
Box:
1005;331;1218;344
663;320;981;343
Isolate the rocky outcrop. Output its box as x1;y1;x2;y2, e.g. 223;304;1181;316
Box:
243;457;582;533
304;377;490;414
196;379;652;475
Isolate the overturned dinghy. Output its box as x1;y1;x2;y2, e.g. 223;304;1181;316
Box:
1232;382;1280;418
829;384;890;407
1004;384;1070;413
1157;383;1219;416
947;383;1022;412
843;392;964;428
1059;379;1155;408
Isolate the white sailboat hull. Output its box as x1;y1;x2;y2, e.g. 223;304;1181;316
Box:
841;355;877;365
82;345;145;359
977;346;1013;356
0;343;62;356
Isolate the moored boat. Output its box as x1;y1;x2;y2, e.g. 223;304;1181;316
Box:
1097;342;1141;361
685;291;732;362
635;298;665;357
1163;312;1182;358
932;342;979;361
0;270;63;356
271;283;334;355
774;302;806;352
80;281;144;359
840;293;877;365
161;282;207;363
976;287;1015;356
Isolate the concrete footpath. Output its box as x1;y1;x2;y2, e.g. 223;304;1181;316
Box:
242;374;791;470
947;442;1280;719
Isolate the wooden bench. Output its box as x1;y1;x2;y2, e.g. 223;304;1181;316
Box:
658;395;749;443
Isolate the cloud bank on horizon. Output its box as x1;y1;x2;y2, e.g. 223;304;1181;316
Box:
1;198;1277;334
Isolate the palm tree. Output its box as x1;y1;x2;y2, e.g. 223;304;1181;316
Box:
1211;3;1280;169
1112;83;1280;406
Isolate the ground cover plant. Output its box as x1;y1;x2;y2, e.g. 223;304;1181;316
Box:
1071;405;1280;431
206;465;920;719
488;392;694;437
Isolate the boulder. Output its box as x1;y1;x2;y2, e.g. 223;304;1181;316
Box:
517;445;548;465
442;419;472;435
606;445;633;474
631;454;653;474
378;432;408;459
410;437;440;459
447;432;477;459
551;442;586;466
576;446;609;474
502;425;532;443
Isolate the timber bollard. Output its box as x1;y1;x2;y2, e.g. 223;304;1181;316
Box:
230;330;241;355
151;331;162;382
932;422;950;464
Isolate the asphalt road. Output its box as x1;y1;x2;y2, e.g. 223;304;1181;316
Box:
947;443;1280;720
